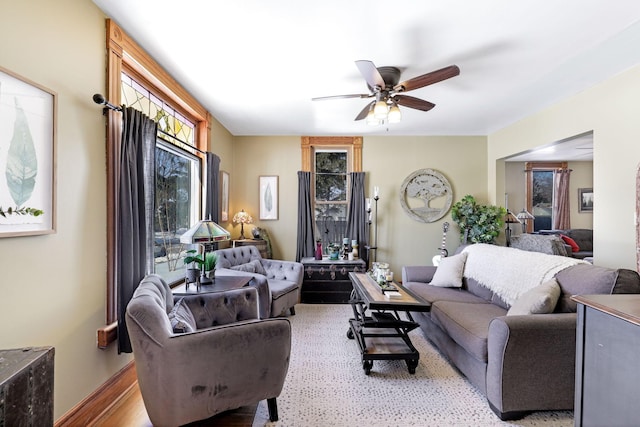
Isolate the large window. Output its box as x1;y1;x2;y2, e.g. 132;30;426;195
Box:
121;72;201;286
301;136;362;251
314;150;349;246
102;20;209;336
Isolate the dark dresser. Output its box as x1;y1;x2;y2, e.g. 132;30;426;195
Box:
573;294;640;427
300;257;367;303
0;346;54;426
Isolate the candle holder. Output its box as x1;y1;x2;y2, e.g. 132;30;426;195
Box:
366;194;379;266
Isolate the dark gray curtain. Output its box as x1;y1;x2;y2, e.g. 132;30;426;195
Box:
204;152;221;222
117;107;157;354
345;172;368;266
296;171;315;261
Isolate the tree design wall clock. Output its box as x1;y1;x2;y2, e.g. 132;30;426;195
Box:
399;168;453;223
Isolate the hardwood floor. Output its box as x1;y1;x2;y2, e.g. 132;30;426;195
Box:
94;381;256;426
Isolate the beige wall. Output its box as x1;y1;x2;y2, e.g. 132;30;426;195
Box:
504;161;593;234
0;0;128;419
0;0;238;420
230;135;487;275
489;64;640;268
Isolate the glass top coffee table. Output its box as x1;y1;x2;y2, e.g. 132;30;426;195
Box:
347;272;431;375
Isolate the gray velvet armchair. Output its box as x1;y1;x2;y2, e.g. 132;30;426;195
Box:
125;274;291;427
214;246;303;318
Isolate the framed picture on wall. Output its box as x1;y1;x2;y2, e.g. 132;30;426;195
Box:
221;171;229;221
259;175;278;220
0;66;57;237
578;188;593;212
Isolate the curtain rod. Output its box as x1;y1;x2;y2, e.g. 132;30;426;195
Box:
92;93;207;155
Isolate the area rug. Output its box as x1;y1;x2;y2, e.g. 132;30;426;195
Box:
252;304;573;427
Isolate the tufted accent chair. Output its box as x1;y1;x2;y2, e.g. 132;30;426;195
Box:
125;274;291;426
214;246;303;317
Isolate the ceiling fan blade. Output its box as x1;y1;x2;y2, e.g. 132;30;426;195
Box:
355;60;385;90
394;95;435;111
312;94;372;101
354;101;375;121
394;65;460;92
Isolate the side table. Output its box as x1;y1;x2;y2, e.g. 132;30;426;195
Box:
300;257;366;303
172;275;252;295
233;239;269;259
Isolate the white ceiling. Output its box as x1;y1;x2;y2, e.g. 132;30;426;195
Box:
92;0;640;140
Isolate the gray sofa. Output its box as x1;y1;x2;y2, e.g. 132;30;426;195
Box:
402;243;640;420
214;246;303;318
125;274;291;426
539;229;593;259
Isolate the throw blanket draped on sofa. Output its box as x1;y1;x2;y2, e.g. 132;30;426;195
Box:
462;244;585;306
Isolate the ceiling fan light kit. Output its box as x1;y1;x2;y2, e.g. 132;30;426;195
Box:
313;60;460;126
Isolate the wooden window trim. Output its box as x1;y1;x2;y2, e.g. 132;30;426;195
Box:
301;136;362;172
99;19;210;346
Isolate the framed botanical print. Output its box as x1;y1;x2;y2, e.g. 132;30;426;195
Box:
221;170;229;221
259;175;278;220
0;67;56;237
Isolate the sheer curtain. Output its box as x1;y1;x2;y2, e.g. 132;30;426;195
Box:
204;152;221;222
116;107;157;354
296;171;315;261
345;172;368;265
553;167;571;230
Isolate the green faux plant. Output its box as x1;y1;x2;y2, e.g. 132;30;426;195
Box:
204;252;218;272
183;249;204;269
451;195;506;244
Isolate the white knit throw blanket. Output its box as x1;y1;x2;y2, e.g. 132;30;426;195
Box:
461;244;585;305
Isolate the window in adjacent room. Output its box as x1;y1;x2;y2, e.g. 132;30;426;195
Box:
525;162;567;232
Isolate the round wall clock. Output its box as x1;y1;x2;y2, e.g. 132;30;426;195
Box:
399;168;453;223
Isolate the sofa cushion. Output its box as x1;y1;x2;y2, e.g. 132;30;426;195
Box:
554;264;640;312
230;263;256;273
429;252;467;288
507;278;561;315
430;301;507;362
404;282;489;305
560;234;580;252
251;259;267;275
268;279;299;300
168;298;196;333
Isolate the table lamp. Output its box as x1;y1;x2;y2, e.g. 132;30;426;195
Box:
180;218;231;284
504;211;521;247
232;209;253;240
516;208;535;233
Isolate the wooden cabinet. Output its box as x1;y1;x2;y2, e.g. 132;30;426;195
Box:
300;257;367;303
233;239;269;259
573;294;640;427
0;347;54;426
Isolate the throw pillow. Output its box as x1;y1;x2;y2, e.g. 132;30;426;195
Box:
560;234;580;252
168;298;197;333
250;259;267;276
507;278;561;316
429;252;468;288
230;263;256;273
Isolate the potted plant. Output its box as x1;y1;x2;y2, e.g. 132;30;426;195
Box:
205;252;218;281
327;243;341;260
183;249;204;283
451;195;506;244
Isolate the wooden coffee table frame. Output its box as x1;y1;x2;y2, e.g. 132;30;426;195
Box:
347;272;431;375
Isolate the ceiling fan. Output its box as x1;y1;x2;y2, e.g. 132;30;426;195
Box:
312;60;460;125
